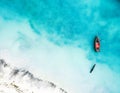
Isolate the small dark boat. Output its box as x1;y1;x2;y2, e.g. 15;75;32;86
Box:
94;36;100;52
90;64;96;73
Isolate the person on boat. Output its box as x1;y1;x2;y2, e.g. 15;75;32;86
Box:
95;42;100;49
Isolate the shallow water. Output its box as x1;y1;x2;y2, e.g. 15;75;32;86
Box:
0;0;120;93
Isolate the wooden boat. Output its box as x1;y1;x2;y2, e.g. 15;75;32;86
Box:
90;64;96;73
94;36;100;52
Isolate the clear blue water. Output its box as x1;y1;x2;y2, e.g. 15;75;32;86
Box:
0;0;120;93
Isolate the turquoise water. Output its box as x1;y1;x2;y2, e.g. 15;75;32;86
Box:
0;0;120;93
